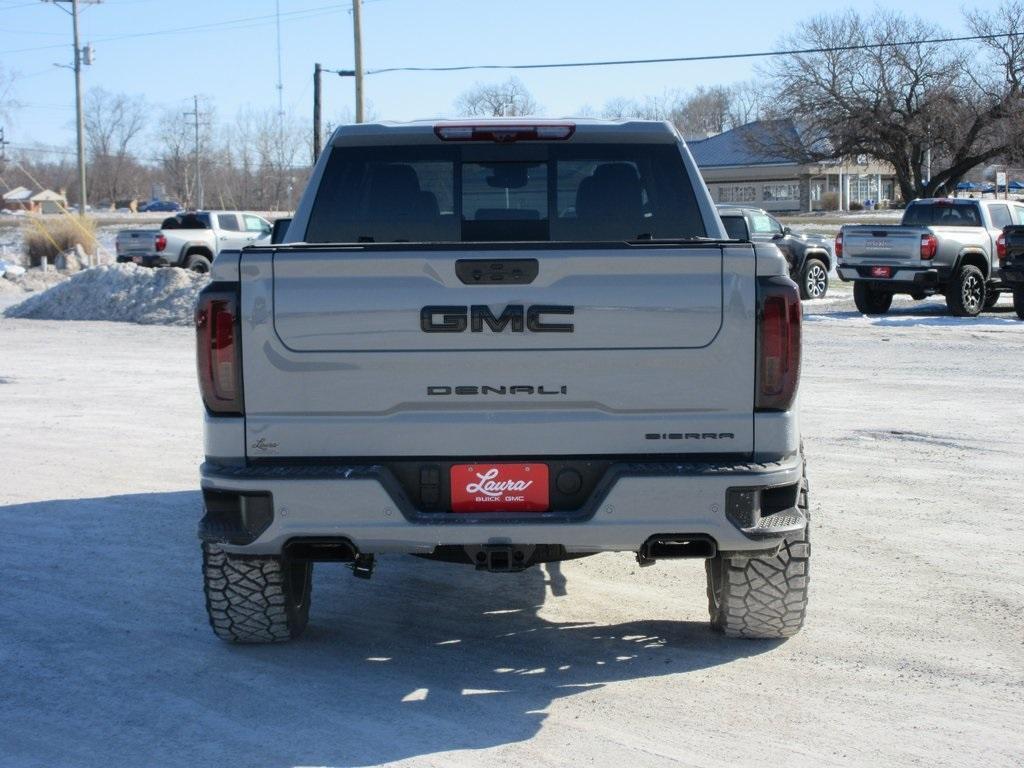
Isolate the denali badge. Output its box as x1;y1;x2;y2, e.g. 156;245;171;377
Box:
428;385;567;396
421;304;574;333
645;433;735;440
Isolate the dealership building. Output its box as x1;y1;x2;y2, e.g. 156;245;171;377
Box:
687;120;899;213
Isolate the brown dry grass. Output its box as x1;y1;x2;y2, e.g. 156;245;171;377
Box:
22;216;98;267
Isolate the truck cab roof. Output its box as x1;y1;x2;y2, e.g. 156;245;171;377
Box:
328;118;682;147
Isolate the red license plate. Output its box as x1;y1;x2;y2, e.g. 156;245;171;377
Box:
870;266;892;278
450;463;549;512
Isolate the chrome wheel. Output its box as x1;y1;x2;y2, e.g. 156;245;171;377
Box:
805;262;828;298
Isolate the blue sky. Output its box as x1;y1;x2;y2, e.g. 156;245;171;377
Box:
0;0;985;152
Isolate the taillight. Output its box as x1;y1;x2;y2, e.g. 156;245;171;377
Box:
920;233;938;260
997;232;1006;263
834;232;843;259
434;123;575;142
155;234;167;252
196;287;243;415
756;277;801;412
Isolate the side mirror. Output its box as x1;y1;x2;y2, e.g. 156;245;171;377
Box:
271;218;292;244
772;231;785;240
783;226;792;235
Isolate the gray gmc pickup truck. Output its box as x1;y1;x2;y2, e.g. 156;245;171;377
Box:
837;198;1019;316
195;119;809;643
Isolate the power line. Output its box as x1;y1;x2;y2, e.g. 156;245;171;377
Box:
364;32;1018;75
0;1;373;55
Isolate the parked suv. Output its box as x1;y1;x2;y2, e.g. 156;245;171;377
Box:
195;120;810;643
836;198;1017;316
115;211;272;273
717;205;833;299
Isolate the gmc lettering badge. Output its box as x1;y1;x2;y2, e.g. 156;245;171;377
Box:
421;304;574;333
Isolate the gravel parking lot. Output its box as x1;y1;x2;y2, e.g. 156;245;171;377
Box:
1;294;1021;767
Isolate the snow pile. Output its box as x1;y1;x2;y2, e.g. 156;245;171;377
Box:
4;263;209;325
2;267;69;293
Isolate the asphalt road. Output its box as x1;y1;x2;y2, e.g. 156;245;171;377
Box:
1;295;1021;767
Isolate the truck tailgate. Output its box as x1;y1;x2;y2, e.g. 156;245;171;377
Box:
116;229;160;256
840;225;925;265
240;244;756;458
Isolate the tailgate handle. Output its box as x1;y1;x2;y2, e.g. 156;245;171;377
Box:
455;259;538;285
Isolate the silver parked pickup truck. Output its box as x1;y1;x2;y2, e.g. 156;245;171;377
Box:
836;198;1021;316
195;119;810;643
115;211;272;273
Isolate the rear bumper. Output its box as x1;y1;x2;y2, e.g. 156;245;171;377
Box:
116;254;169;268
1002;265;1024;285
837;265;944;289
198;453;806;557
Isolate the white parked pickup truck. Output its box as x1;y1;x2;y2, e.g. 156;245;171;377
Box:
115;211;273;273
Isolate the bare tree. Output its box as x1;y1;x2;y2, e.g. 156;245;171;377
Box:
155;102;214;207
759;5;1024;201
601;93;677;121
328;99;380;129
454;77;539;117
671;86;732;137
84;89;148;204
600;87;743;136
727;80;769;127
0;65;19;124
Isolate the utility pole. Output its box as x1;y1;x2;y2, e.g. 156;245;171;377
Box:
0;127;9;165
313;64;355;162
352;0;365;123
274;0;284;119
184;96;203;209
44;0;99;217
313;63;322;162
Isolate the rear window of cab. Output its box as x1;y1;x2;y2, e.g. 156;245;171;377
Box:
305;143;707;243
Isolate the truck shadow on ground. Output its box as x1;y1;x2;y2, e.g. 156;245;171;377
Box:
1;491;781;767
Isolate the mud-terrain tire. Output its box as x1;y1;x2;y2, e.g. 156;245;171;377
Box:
799;257;829;300
706;478;810;639
1014;288;1024;320
186;253;212;273
853;282;892;314
946;264;985;317
202;543;312;643
983;290;1001;311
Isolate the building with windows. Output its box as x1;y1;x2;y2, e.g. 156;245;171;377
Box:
687;120;898;213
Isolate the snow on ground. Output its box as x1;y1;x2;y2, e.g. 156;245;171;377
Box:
0;304;1022;767
0;267;69;298
4;263;207;325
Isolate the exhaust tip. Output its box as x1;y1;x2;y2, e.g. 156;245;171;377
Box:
284;537;357;562
638;534;717;564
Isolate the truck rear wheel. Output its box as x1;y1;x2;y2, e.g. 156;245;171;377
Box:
799;257;829;300
705;480;810;639
853;282;892;314
186;254;212;273
1014;289;1024;320
946;264;985;317
202;543;312;643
